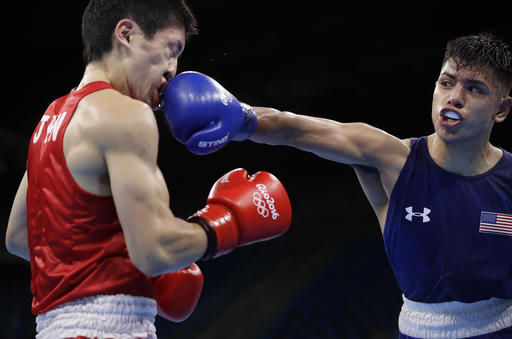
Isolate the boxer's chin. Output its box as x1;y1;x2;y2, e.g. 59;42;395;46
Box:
150;90;161;110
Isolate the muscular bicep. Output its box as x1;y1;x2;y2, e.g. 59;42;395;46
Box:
101;101;168;247
6;171;30;261
105;149;171;249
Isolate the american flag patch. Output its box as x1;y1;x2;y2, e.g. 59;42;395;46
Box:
479;211;512;236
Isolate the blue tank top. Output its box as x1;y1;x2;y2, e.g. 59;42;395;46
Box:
384;136;512;303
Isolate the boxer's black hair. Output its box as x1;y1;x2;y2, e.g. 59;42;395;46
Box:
443;32;512;96
81;0;198;64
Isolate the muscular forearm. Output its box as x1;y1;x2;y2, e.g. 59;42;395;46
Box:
247;106;393;167
249;107;301;146
143;218;208;277
120;198;208;277
249;106;347;154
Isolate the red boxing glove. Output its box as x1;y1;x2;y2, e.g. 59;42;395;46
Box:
151;263;204;322
190;168;292;260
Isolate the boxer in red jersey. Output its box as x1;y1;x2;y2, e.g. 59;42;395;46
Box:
5;1;292;338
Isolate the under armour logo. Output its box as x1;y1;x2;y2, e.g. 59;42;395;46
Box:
405;206;431;223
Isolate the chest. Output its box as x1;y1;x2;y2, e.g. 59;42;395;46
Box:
384;163;512;284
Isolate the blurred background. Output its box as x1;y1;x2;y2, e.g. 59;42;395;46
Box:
1;1;511;338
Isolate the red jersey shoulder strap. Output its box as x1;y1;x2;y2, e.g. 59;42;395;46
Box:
73;81;113;95
66;81;114;107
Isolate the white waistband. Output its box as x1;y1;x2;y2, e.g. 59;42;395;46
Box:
36;294;157;339
399;295;512;338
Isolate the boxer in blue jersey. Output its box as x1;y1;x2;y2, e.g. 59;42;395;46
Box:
163;33;512;337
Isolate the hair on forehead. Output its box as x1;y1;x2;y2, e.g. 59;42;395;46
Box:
443;32;512;95
81;0;198;64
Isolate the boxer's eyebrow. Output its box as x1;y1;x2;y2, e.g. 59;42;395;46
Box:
442;70;489;83
441;71;455;79
441;71;490;92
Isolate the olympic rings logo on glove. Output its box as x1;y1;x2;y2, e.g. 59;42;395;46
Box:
253;184;280;220
252;192;269;218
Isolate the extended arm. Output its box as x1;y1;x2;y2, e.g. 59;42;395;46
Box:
250;107;408;169
159;71;408;232
160;71;409;195
160;71;408;170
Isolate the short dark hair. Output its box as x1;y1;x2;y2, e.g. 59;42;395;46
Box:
443;32;512;96
81;0;198;64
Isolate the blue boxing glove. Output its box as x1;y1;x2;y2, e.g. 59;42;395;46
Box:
161;71;257;155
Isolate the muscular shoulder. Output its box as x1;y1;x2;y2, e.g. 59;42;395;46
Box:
355;124;409;159
76;89;159;161
347;124;410;173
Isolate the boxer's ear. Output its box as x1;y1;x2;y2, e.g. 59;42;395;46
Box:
494;96;511;123
113;18;140;47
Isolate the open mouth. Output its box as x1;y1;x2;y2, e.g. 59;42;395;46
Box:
152;83;168;110
439;109;463;127
151;90;161;110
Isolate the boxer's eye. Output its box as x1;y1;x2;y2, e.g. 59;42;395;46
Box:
168;42;184;59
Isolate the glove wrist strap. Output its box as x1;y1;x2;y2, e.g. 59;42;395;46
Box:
188;216;217;261
232;103;258;141
188;204;239;260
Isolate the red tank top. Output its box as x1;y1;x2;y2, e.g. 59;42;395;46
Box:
26;81;153;314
